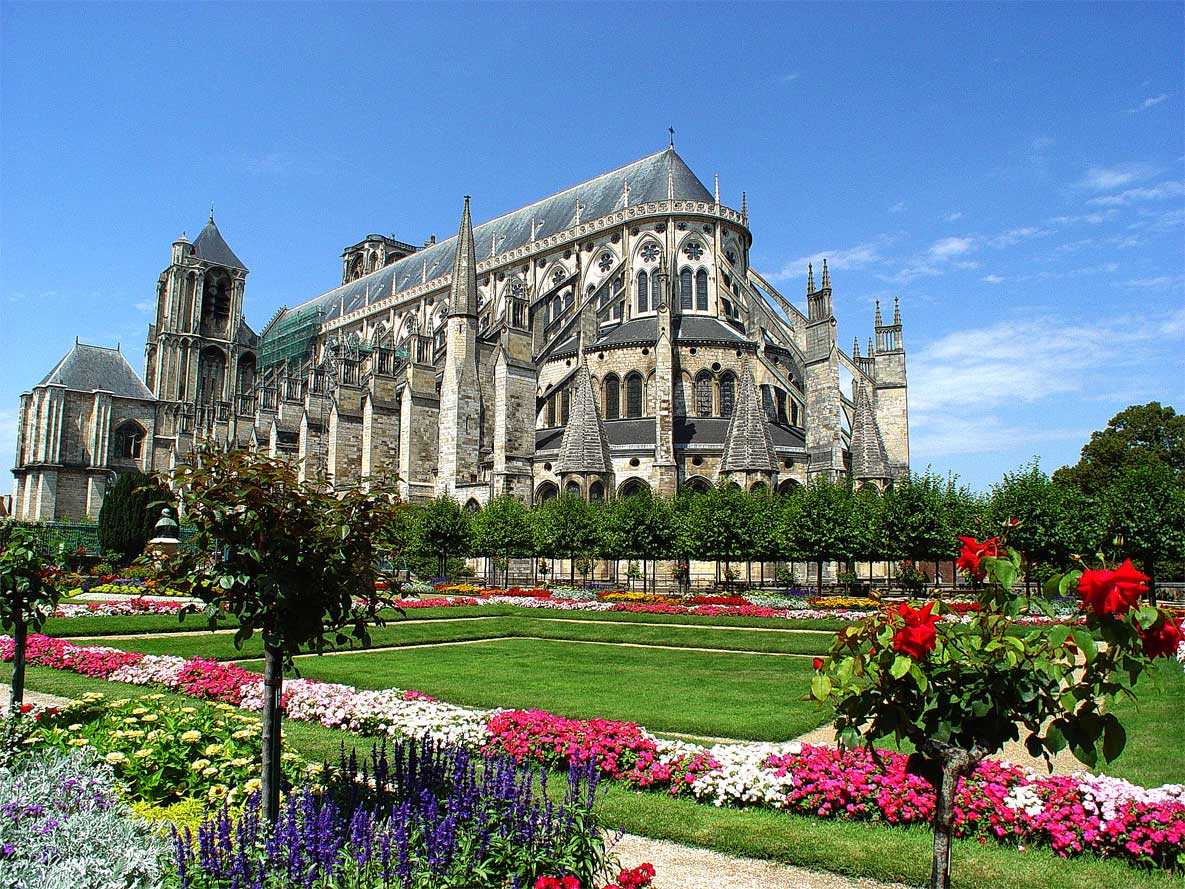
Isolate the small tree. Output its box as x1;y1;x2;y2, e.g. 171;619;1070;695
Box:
788;477;857;592
1104;461;1185;593
605;491;675;593
97;470;174;565
170;449;404;822
415;496;472;580
0;523;61;715
532;495;599;585
471;495;533;588
810;525;1183;888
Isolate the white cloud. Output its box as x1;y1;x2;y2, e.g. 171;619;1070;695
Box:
134;300;154;314
1127;274;1185;290
774;237;892;281
1087;180;1185;206
1077;163;1158;192
980;274;1005;284
943;211;964;222
987;226;1050;248
927;237;975;260
889;201;907;214
1128;94;1168;113
780;72;800;84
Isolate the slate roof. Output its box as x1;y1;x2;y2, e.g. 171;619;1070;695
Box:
555;366;612;474
719;366;776;473
849;382;890;479
282;148;713;325
37;342;155;400
192;219;247;271
590;316;753;351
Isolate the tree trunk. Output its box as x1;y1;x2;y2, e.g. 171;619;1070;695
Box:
8;617;27;715
921;744;982;889
260;643;284;823
817;559;823;594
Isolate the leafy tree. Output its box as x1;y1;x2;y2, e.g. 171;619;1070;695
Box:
1055;402;1185;492
811;528;1182;889
532;495;600;585
788;477;857;591
679;484;758;582
601;491;675;593
878;473;956;567
849;486;886;585
987;461;1070;591
97;470;173;565
0;523;61;715
171;448;404;822
414;496;472;579
471;495;533;587
1104;461;1185;591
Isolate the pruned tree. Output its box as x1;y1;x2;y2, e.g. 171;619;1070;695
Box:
97;470;174;565
0;522;60;716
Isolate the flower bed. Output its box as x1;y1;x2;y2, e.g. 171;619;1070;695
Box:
52;597;190;618
5;632;1183;867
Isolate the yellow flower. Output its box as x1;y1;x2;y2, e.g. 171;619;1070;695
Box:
134;749;154;760
304;763;325;775
231;730;252;740
181;730;202;743
202;767;218;778
146;694;165;701
229;757;251;768
123;717;139;725
68;739;90;747
140;714;158;723
131;707;149;716
180;707;197;714
215;703;235;712
67;723;83;732
191;759;212;772
104;752;128;765
244;778;262;794
125;730;145;739
203;744;225;757
281;752;298;762
207;785;229;801
146;730;162;742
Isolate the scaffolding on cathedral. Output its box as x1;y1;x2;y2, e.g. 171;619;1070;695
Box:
258;305;324;371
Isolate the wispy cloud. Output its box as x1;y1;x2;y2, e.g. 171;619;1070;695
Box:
980;274;1005;284
1077;163;1158;192
943;211;963;222
780;72;800;84
1088;180;1185;206
927;237;975;260
774;236;894;281
1128;94;1168;113
889;201;907;214
1127;274;1185;290
133;300;154;314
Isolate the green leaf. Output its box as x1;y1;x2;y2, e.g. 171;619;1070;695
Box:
992;558;1017;590
1058;571;1081;598
1045;722;1067;753
1102;716;1127;763
1047;624;1070;649
811;674;833;701
1134;606;1160;630
909;664;928;693
218;575;235;590
1071;628;1098;663
889;655;912;679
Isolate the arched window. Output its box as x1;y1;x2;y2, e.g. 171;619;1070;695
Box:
719;372;736;418
750;482;769;495
682;476;712;495
619;478;651;498
561;388;571;425
679;269;693;311
636;271;649;313
762;385;776;421
114;422;145;460
625;373;644;418
776;389;788;424
536;481;559;502
603;375;620;420
464;499;481;513
695;269;708;311
791;401;800;426
546;395;557;427
565;481;581;497
589;481;605;501
695;372;713;417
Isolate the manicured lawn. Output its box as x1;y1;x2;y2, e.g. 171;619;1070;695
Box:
2;662;1179;889
238;639;828;741
1107;657;1185;787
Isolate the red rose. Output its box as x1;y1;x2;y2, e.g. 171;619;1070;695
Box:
1142;616;1184;658
956;536;1002;580
812;657;824;671
1077;559;1148;617
891;601;942;660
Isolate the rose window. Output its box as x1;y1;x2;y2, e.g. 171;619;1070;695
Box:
640;243;660;263
683;241;704;261
598;252;613;272
552;269;565;285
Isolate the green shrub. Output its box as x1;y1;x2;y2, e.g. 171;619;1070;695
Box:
97;471;173;566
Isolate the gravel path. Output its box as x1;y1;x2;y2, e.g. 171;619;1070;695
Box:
0;684;72;715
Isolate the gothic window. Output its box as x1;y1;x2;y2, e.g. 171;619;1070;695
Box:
683;240;704;261
565;481;581;497
561;387;571;425
536;482;558;502
589;481;605;501
614;300;624;320
791;400;800;426
510;279;525;297
695;269;709;311
762;384;776;421
197;346;226;405
113;422;144;460
603;375;620;419
640;242;660;263
547;396;557;427
719;372;736;418
636;271;649;313
679;269;693;311
625;372;644;418
725;249;737;265
776;389;788;424
552;268;566;286
598;252;613;273
694;372;713;417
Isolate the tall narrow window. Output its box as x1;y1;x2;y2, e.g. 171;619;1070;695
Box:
636;271;649;313
679;269;693;310
561;387;571;425
604;375;620;419
625;373;644;418
719;372;736;418
776;389;788;424
762;385;776;421
547;396;557;427
695;372;713;417
695;269;708;311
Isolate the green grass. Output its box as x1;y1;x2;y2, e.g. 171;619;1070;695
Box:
238;639;827;741
1106;657;1185;787
3;661;1180;889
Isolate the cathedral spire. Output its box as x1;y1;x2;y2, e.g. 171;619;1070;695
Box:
868;336;875;356
209;204;215;223
807;262;815;295
850;382;891;482
821;258;831;291
556;365;612;476
853;336;861;358
893;295;902;326
718;365;776;476
448;196;478;318
874;299;883;327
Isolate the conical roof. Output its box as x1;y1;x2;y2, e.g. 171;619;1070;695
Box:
556;366;612;474
448;196;478;317
719;366;776;473
191;217;247;271
850;382;890;480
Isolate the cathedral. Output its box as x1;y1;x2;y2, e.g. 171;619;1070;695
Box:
11;147;909;520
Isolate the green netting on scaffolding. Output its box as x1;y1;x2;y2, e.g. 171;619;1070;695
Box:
258;304;324;370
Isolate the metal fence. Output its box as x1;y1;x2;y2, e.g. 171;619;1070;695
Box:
14;521;195;558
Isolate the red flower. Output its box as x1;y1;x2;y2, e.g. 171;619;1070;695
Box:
812;657;824;671
1077;559;1148;617
956;536;1002;580
1142;616;1184;659
891;602;942;660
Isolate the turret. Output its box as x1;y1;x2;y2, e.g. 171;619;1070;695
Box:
872;296;909;478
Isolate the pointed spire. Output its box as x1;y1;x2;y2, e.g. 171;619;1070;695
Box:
448;196;478;317
556;366;612;475
850;382;891;481
874;299;883;327
868;336;875;356
853;337;861;358
741;191;748;224
209;204;215;223
893;296;902;326
713;172;720;204
821;258;831;291
719;365;777;475
807;262;815;295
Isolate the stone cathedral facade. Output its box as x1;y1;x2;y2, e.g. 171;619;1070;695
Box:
11;148;909;520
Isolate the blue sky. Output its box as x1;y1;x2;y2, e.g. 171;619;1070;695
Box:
1;2;1182;494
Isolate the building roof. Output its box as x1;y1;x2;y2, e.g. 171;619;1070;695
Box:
719;366;777;473
589;315;753;351
37;342;155;400
281;148;713;325
849;382;891;480
191;218;247;271
555;366;612;474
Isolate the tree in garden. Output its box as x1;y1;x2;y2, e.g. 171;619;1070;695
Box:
987;460;1071;591
1104;460;1185;592
97;469;174;565
170;448;404;822
787;476;856;591
848;485;886;587
1054;401;1185;492
0;522;61;715
603;491;675;593
471;495;533;587
877;472;959;586
678;483;757;583
414;495;472;580
809;523;1184;889
532;495;601;585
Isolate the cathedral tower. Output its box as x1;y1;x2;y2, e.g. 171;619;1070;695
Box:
803;260;845;478
873;297;909;475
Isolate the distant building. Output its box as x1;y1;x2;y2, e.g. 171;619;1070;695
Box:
11;147;908;520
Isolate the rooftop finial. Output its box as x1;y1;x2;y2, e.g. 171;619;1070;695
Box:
623;179;631;207
741;191;748;224
868;336;875;356
821;258;831;291
807;262;815;295
893;295;902;325
209;204;214;223
853;336;861;358
530;216;541;241
713;172;720;204
875;299;883;327
668;126;675;149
